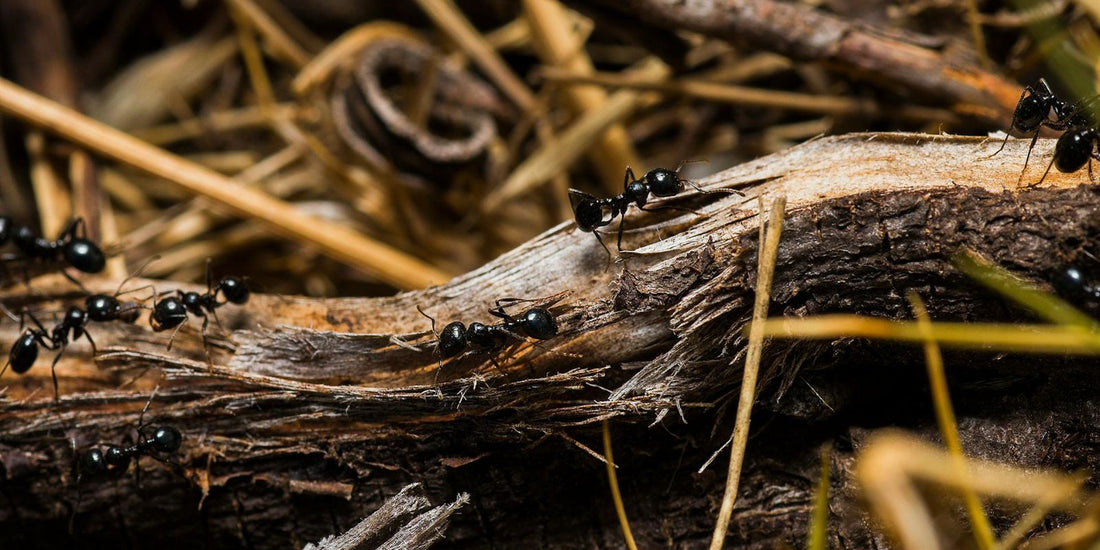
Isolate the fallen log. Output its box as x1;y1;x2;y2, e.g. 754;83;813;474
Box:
3;133;1099;548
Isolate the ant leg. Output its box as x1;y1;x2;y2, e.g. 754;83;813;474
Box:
60;269;91;293
416;305;439;337
137;386;158;431
487;354;507;376
165;320;187;352
1031;155;1057;188
49;347;65;401
616;217;627;252
592;231;612;270
623;166;636;191
83;331;99;356
989;87;1029;158
199;315;212;363
1016;131;1043;185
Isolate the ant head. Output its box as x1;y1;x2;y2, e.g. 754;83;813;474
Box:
64;239;106;274
84;295;120;323
150;296;187;332
521;308;557;340
1014;91;1053;133
104;446;130;470
1053;129;1097;173
9;331;41;374
438;321;467;358
645;168;683;197
218;276;250;305
79;448;107;477
151;426;182;454
574;199;605;232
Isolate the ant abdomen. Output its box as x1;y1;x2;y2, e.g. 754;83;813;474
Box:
1054;130;1096;173
65;239;106;274
520;308;557;340
218;276;250;304
151;426;182;453
9;331;40;374
79;448;108;477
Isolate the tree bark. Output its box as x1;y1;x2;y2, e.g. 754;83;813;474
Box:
3;133;1100;548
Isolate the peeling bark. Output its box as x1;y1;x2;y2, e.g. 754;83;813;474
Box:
3;133;1100;548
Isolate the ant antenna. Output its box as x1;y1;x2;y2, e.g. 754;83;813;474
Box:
416;305;449;385
113;255;161;297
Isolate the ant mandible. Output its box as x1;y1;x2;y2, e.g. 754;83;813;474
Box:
419;299;559;378
150;261;250;351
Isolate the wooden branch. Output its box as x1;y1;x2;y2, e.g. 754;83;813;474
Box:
3;133;1100;548
580;0;1022;121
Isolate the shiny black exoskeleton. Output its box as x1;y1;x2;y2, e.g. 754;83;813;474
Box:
569;167;691;255
11;218;106;275
79;426;182;477
427;301;558;363
1052;265;1100;311
150;265;250;351
990;79;1082;180
1035;107;1100;185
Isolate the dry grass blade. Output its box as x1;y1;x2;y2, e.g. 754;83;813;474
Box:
484;58;669;211
807;447;830;550
908;292;994;550
857;430;1087;550
954;247;1098;329
291;22;423;95
522;0;639;191
536;68;960;123
759;316;1100;354
602;419;637;550
709;195;785;550
0;77;452;289
225;0;310;69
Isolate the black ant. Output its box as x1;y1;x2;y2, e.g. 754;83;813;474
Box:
569;163;726;259
79;425;182;478
76;389;183;481
1033;96;1100;186
1051;264;1100;312
149;262;250;352
990;79;1079;181
9;218;106;279
419;299;559;378
0;263;152;398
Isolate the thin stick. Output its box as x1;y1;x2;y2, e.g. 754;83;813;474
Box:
602;419;637;550
225;0;311;69
908;292;995;550
709;195;785;550
758;317;1100;354
537;68;960;123
0;77;451;289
